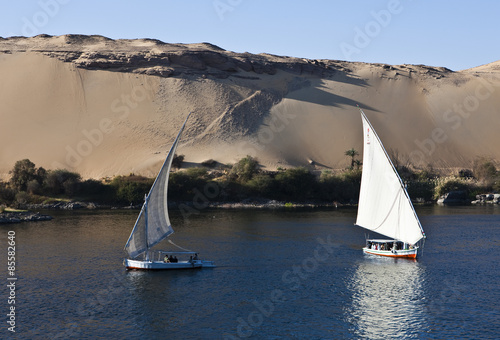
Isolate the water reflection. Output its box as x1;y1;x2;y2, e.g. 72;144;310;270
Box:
345;257;428;339
123;268;224;338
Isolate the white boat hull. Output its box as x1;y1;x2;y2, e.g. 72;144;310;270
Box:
124;258;215;270
363;246;418;259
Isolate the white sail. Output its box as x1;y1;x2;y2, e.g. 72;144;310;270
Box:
124;113;191;259
356;109;425;245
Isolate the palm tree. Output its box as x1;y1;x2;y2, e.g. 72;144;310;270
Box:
344;148;359;170
354;159;363;170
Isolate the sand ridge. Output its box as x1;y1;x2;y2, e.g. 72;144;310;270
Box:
0;35;499;179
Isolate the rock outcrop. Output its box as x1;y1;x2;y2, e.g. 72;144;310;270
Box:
0;34;450;79
472;193;500;204
24;201;99;210
0;211;53;224
437;191;470;205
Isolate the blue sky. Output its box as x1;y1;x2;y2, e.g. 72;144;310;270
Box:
1;0;498;70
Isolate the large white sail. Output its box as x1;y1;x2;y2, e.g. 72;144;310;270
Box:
356;109;425;245
124;113;191;259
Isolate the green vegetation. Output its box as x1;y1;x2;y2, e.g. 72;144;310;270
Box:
344;148;361;170
274;167;317;200
201;159;218;168
319;169;362;203
172;154;184;169
0;156;498;209
230;155;259;182
169;167;210;201
110;175;154;204
1;159;151;207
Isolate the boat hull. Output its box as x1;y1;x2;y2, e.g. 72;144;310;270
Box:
124;259;215;270
363;247;418;259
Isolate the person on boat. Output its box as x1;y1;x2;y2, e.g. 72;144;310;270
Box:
164;255;170;263
194;253;198;260
172;256;178;263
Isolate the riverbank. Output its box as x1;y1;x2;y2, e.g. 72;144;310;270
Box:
0;211;53;224
10;190;500;216
2;196;497;224
205;199;341;209
24;201;103;210
19;195;499;212
21;199;343;211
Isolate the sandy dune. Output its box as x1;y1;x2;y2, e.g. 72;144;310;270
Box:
0;35;499;179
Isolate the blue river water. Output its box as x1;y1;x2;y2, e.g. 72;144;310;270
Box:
1;205;499;339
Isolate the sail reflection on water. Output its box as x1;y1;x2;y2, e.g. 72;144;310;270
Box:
345;259;429;339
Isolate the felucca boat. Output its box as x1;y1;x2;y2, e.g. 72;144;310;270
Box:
123;113;215;270
355;108;426;258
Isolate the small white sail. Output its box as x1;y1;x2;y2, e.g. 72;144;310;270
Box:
356;109;425;245
124;113;191;259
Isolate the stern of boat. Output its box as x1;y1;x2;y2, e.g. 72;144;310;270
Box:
200;260;216;268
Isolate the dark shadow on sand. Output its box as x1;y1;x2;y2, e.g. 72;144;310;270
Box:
287;81;379;112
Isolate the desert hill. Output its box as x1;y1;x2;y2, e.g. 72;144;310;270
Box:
0;34;499;179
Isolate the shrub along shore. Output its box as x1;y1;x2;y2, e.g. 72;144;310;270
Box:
1;156;499;216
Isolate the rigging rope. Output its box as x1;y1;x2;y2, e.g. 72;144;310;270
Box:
168;239;194;252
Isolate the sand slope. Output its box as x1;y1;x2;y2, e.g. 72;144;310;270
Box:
0;35;499;179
